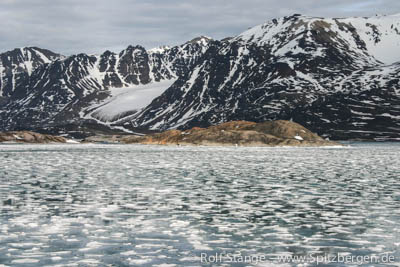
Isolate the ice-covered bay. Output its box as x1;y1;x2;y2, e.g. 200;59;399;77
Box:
0;143;399;266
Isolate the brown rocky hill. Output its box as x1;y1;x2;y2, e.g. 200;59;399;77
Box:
0;131;67;143
120;120;340;146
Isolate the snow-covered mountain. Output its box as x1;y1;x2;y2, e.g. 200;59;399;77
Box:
131;14;400;140
0;14;399;140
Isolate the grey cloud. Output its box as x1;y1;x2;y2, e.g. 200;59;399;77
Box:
0;0;399;55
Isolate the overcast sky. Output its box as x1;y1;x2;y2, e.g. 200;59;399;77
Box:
1;0;399;55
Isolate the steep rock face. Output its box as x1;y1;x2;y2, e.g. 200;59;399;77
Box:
122;120;340;146
0;47;63;97
131;14;400;140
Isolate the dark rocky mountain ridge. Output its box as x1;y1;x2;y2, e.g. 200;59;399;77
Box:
0;14;399;140
0;37;213;137
0;47;63;98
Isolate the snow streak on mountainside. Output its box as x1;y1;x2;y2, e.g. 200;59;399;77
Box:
131;14;400;140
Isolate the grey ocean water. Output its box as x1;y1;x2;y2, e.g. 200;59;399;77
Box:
0;143;399;266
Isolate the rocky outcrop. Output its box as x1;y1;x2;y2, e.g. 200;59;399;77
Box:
0;131;67;143
83;134;129;144
119;120;341;146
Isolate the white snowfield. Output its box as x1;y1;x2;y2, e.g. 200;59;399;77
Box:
90;79;176;122
341;14;400;64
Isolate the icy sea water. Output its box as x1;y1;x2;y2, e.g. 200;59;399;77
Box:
0;143;399;267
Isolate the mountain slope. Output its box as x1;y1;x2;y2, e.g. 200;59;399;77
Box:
130;14;400;140
0;37;213;136
0;47;63;98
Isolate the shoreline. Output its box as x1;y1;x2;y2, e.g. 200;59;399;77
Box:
2;120;399;146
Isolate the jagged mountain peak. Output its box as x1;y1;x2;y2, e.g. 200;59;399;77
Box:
124;44;146;51
220;36;233;42
7;46;61;56
185;36;213;46
102;50;114;55
1;46;63;66
148;45;171;54
0;46;63;97
119;45;147;58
